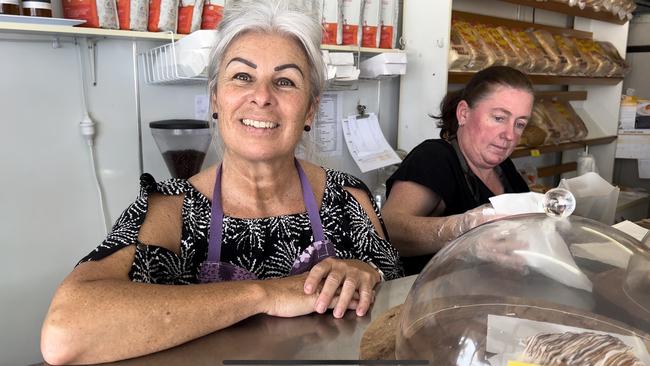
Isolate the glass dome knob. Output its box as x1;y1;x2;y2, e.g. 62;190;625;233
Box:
542;188;576;218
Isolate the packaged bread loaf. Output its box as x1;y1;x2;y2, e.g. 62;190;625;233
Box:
520;111;548;148
597;41;629;77
474;24;507;66
546;100;588;140
449;25;472;71
496;27;535;73
574;38;613;76
529;29;568;74
569;38;598;76
484;25;526;70
529;102;561;145
553;34;588;75
513;29;555;74
452;20;492;71
541;100;586;142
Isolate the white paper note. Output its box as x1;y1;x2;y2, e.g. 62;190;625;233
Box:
341;113;401;172
315;92;343;157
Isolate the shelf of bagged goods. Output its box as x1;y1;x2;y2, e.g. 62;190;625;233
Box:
508;90;617;159
448;11;625;86
449;72;623;85
0;21;405;55
498;0;629;25
511;135;617;158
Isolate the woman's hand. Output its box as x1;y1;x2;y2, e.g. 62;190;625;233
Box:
303;258;381;318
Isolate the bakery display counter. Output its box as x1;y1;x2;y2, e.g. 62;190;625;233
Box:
397;213;650;366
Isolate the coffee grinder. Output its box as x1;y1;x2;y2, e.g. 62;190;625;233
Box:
150;119;211;179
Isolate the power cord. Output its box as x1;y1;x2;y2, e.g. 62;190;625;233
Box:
76;38;110;236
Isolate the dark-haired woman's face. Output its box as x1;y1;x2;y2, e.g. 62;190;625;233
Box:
457;85;533;169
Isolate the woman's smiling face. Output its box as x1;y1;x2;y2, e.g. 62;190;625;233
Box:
213;31;315;163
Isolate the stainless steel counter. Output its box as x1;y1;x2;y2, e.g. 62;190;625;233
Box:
104;275;417;365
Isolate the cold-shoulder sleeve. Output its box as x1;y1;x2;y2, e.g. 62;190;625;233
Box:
327;170;404;280
77;173;156;265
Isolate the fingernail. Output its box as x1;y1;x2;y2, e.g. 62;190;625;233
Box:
334;309;342;318
316;302;326;313
304;284;312;293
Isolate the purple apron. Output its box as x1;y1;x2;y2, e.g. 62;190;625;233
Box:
198;160;335;283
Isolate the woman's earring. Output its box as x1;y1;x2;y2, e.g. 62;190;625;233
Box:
303;125;311;132
212;112;218;120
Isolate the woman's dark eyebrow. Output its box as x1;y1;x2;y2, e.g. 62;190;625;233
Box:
275;63;304;76
226;57;257;69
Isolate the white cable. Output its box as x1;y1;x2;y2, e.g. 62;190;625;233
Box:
76;38;110;236
88;143;110;236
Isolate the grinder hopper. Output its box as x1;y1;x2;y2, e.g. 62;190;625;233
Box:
150;119;211;179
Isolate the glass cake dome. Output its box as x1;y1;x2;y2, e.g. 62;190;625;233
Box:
396;213;650;366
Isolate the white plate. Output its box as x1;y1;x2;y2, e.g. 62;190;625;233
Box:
0;14;85;26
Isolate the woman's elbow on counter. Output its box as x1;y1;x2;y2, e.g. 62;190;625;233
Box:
41;311;84;365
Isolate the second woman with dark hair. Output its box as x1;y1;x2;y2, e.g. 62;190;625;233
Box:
382;66;533;275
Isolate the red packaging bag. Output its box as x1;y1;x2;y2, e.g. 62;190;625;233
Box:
341;0;360;46
63;0;119;29
379;0;399;48
148;0;179;32
321;0;340;45
361;0;380;48
116;0;148;30
200;0;223;29
177;0;204;34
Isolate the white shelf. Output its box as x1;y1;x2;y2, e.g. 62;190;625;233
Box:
0;21;408;51
321;44;404;54
0;21;183;40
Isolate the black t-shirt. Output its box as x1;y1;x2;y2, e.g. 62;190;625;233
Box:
386;139;529;275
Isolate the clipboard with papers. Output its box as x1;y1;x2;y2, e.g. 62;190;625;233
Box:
341;112;401;173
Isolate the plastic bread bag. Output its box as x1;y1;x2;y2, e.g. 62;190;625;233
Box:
513;29;555;74
495;26;531;72
453;20;493;71
532;102;563;145
529;29;568;74
598;41;630;77
117;0;148;30
569;37;598;76
574;38;614;77
177;0;204;34
554;34;589;76
540;100;578;142
448;25;472;71
485;25;526;70
475;24;509;66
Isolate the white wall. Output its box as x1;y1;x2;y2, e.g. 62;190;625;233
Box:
0;32;399;364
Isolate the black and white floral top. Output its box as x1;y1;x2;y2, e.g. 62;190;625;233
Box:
79;169;403;283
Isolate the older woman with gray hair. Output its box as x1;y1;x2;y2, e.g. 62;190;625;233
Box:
40;1;402;364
